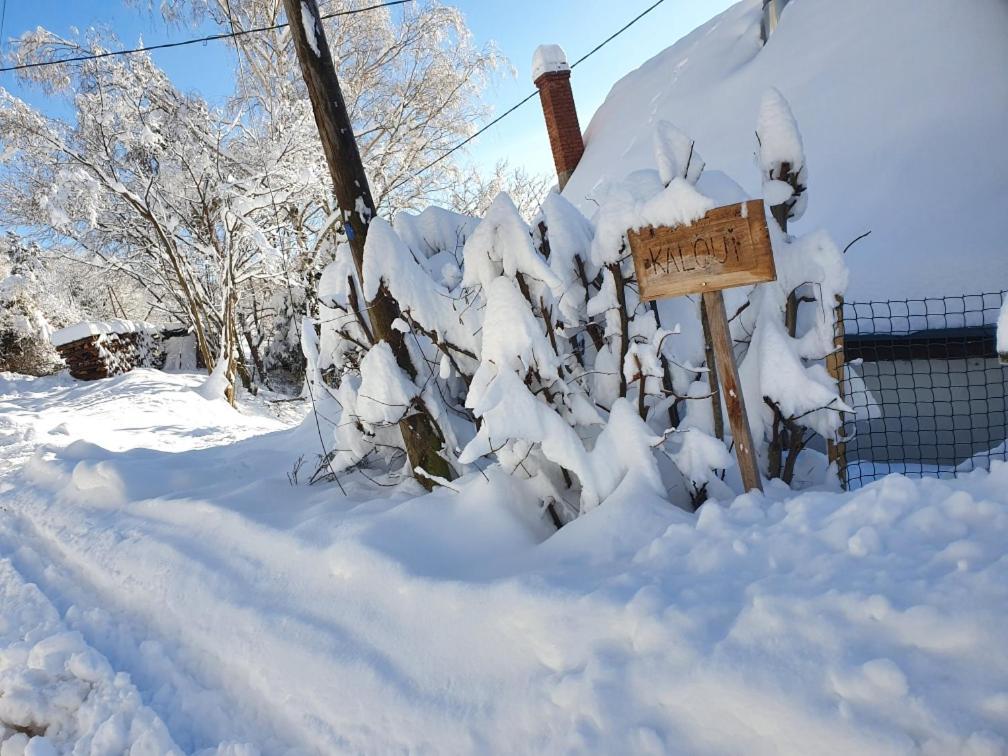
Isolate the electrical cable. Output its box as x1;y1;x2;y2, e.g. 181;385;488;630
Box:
0;0;410;73
409;0;667;179
0;0;669;183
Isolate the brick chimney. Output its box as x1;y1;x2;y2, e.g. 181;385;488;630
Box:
532;44;584;191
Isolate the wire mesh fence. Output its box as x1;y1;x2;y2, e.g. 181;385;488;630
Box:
839;291;1007;489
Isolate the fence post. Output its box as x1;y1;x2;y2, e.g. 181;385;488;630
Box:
826;295;847;488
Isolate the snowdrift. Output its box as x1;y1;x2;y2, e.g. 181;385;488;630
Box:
565;0;1008;306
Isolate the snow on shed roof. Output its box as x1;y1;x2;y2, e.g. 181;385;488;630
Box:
563;0;1008;307
51;319;154;347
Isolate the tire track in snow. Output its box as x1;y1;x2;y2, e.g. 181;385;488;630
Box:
0;497;317;753
0;373;391;752
0;555;185;753
0;372;330;751
0;478;516;754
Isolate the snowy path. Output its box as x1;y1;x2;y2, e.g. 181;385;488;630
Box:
2;370;1008;754
0;372;318;751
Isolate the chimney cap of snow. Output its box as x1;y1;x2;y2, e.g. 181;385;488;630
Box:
531;44;570;83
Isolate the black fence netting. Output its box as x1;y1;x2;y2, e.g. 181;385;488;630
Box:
839;291;1007;489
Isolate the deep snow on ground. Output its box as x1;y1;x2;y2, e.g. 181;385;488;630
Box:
1;370;1007;754
565;0;1008;307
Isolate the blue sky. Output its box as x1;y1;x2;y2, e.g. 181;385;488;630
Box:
0;0;736;178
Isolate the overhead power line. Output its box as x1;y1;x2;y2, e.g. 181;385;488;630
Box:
568;0;666;69
410;0;667;179
0;0;410;73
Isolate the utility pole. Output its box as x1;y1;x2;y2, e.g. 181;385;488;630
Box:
282;0;452;487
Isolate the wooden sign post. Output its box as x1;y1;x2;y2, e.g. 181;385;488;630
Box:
628;199;776;493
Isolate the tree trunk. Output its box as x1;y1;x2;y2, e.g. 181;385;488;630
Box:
282;0;451;488
608;262;630;398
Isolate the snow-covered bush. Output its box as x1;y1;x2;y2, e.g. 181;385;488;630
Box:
306;89;847;519
736;88;849;483
0;234;63;375
261;285;309;388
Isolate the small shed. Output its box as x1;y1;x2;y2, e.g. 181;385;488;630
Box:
51;319;163;380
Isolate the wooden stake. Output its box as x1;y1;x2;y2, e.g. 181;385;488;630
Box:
701;290;763;492
699;300;725;441
825;296;847;488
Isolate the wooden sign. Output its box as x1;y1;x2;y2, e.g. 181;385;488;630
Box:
628;199;775;302
626;199;778;494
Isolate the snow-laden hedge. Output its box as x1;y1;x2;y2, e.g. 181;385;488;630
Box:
305;89;848;517
0;235;63;376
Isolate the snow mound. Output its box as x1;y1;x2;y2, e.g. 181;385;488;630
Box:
356;341;419;425
566;0;1008;305
196;357;232;402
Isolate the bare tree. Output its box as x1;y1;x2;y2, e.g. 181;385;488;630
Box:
448;161;552;219
134;0;510;216
0;3;547;400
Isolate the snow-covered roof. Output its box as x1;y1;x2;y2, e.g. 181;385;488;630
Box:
51;319;153;347
563;0;1008;306
531;44;569;82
